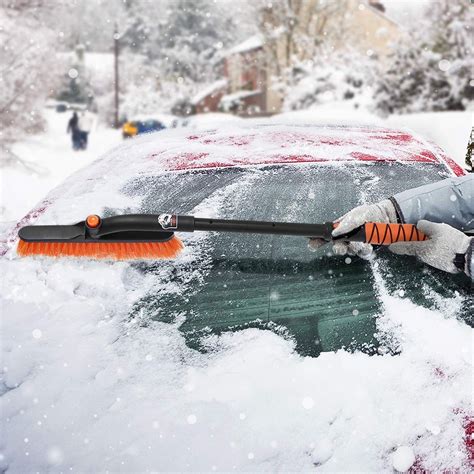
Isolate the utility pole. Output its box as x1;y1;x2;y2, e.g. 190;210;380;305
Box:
113;23;120;128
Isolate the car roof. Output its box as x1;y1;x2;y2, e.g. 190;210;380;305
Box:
146;124;463;174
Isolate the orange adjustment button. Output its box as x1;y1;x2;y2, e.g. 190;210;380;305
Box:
86;215;101;228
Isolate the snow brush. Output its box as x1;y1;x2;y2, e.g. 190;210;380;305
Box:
16;213;429;260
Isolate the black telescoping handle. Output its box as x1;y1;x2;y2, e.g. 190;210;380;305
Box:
162;214;366;241
193;216;334;237
85;214;366;241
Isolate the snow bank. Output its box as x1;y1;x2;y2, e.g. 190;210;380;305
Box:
186;113;245;130
387;111;473;168
270;102;383;128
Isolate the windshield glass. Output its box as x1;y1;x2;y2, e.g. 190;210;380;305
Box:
125;162;470;357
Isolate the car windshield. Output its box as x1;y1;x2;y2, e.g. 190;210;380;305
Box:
124;162;471;357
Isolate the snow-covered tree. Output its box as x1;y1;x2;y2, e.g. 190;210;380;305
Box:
0;2;63;163
56;44;93;105
152;0;239;82
256;0;348;78
374;0;473;115
283;50;376;111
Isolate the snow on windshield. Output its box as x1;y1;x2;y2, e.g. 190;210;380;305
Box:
1;126;472;472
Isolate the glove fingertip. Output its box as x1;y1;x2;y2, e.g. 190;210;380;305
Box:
332;223;350;237
416;219;435;234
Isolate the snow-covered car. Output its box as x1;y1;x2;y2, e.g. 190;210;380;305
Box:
2;124;472;472
122;114;180;138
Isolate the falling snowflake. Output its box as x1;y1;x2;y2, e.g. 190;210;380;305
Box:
438;59;451;71
68;68;78;79
302;396;314;409
47;446;64;466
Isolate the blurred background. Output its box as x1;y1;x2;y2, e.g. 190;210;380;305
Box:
1;0;473;221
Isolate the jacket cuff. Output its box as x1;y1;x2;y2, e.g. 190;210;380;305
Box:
389;196;404;224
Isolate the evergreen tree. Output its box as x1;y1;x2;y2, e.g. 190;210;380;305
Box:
153;0;237;82
374;0;473;115
57;45;92;105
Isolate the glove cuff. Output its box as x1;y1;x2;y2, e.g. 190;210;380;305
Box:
453;253;466;273
379;199;399;223
388;197;404;223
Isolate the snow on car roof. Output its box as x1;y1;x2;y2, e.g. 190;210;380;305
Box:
148;124;462;172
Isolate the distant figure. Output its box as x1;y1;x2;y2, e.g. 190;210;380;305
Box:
78;110;94;150
67;112;80;150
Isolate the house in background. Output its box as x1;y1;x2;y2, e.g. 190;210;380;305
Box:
190;79;228;114
219;35;278;116
192;0;402;116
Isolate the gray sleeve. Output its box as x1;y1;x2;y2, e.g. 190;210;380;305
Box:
391;175;474;232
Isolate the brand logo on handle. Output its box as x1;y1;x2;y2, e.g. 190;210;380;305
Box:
158;214;178;229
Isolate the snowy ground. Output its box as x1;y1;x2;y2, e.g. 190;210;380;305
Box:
0;110;121;223
1;108;472;472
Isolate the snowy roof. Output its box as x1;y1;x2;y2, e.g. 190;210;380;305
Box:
191;79;228;105
225;34;264;56
220;89;262;104
364;1;400;27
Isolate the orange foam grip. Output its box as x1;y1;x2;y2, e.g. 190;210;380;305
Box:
364;222;427;245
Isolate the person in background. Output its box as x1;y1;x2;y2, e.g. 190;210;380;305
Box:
78;110;95;150
309;175;473;281
66;112;80;150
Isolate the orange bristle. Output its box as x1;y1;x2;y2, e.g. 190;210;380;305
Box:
17;235;184;260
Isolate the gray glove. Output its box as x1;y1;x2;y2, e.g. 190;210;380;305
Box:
390;220;472;274
308;199;398;259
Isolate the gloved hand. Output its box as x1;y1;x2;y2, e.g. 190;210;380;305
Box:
308;199;398;259
389;220;472;274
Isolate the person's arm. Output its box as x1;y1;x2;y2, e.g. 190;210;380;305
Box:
390;174;473;232
321;175;473;279
389;175;473;278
